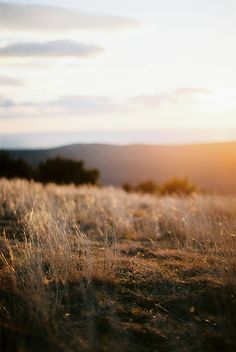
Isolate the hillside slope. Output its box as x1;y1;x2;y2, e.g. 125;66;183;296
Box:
8;142;236;193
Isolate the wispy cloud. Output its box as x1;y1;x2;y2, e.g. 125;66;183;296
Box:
132;87;211;107
0;87;212;119
0;40;104;58
0;2;139;32
174;87;211;96
0;97;15;107
0;75;24;86
50;96;124;114
0;95;129;119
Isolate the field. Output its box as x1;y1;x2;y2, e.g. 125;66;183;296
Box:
0;179;236;352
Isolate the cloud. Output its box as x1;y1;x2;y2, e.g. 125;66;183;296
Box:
174;87;211;96
0;75;24;86
0;97;15;107
0;40;104;58
50;96;124;114
0;95;129;119
0;2;139;32
43;95;130;116
132;93;174;107
132;87;212;107
0;87;212;119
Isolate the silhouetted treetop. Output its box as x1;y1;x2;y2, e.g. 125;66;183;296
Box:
37;157;99;185
0;151;34;180
0;152;100;185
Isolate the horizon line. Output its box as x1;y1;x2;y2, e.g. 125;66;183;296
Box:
0;129;235;150
2;140;236;151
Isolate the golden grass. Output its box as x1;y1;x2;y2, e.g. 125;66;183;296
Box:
0;178;235;351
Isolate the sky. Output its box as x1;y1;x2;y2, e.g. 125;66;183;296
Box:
0;0;236;148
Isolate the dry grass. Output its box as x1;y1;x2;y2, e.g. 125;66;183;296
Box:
0;178;235;352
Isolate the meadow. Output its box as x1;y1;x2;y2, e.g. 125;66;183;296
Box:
0;179;236;352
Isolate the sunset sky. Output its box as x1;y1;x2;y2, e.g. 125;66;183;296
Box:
0;0;235;148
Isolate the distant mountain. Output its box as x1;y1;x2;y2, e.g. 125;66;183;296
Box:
7;142;236;194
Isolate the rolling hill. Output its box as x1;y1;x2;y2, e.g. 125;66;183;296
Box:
7;142;236;194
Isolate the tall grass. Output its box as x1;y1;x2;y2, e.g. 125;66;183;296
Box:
0;178;235;350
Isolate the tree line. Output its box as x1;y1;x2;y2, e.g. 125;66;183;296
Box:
0;151;99;185
0;151;196;194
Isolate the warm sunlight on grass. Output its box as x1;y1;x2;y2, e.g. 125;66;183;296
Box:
0;179;235;351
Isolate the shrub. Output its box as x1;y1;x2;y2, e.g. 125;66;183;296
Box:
122;183;134;193
134;180;158;194
123;177;196;196
160;177;196;196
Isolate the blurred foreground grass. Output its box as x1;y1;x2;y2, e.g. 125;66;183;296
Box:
0;179;235;352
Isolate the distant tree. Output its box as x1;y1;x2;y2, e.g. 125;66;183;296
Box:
37;157;99;185
160;177;196;196
0;151;34;180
